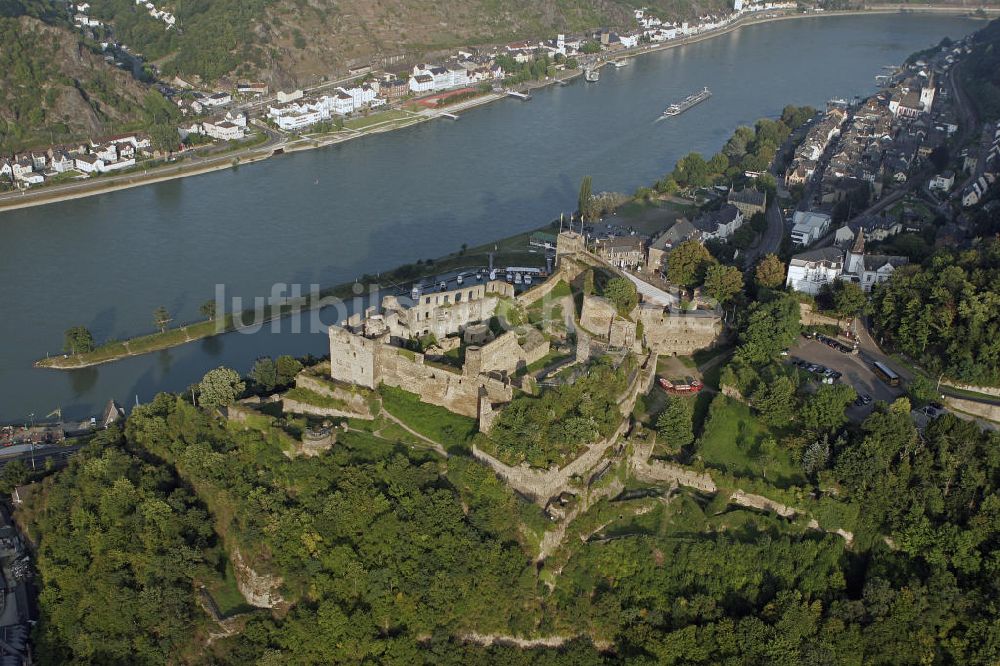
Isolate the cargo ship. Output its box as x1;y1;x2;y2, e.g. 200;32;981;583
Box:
661;87;711;117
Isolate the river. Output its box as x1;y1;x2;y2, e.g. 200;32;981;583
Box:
0;13;981;422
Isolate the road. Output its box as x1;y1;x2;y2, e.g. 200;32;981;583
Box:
0;443;83;472
0;129;286;210
789;338;903;421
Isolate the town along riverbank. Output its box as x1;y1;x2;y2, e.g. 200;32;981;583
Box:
2;6;993;216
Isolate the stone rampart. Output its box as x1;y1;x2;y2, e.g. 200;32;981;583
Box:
799;302;843;329
944;396;1000;423
295;373;372;418
471;354;654;504
941;381;1000;398
637;304;721;356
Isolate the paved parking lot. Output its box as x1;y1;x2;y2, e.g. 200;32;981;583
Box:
789;338;904;420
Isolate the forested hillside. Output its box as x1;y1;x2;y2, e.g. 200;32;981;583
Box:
871;240;1000;386
961;16;1000;119
0;12;169;153
79;0;730;86
22;380;1000;663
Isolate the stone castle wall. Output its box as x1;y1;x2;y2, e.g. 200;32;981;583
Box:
330;325;513;419
295;373;373;418
580;295;618;336
799;302;843;329
329;327;380;389
637;305;721;356
471;354;655;504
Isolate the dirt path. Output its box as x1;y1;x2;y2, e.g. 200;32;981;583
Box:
377;406;449;457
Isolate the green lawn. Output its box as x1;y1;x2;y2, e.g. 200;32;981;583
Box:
344;109;411;131
378;385;478;449
697;396;805;488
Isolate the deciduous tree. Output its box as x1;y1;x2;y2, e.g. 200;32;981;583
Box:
704;264;744;304
656;396;694;452
198;366;245;409
667;240;715;287
755;254;786;289
63;325;95;354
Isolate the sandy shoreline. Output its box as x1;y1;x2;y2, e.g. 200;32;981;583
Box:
1;5;993;215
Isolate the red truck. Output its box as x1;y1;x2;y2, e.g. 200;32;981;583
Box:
657;377;703;394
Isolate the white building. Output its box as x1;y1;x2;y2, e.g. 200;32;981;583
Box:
201;92;232;108
786;231;908;294
842;232;907;291
409;73;435;93
929;170;955;192
278;109;327;131
93;144;118;162
203;120;245;141
785;247;844;295
17;172;44;186
276;89;304;103
691;204;743;240
790;211;832;246
74;155;104;173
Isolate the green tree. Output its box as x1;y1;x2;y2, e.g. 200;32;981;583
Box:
578;175;594;221
153;306;172;333
755;253;786;289
906;373;939;406
656;396;694;452
708;152;729;175
0;459;29;494
198;366;245;410
667;240;715;287
149;123;178;154
251;356;278;391
751;375;797;427
736;295;801;364
199;299;217;320
673;152;711;187
63;325;95;354
276;355;304;386
832;280;869;321
801;383;856;433
603;277;638;316
704;264;744;304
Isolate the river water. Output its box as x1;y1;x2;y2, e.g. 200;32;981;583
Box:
0;13;981;422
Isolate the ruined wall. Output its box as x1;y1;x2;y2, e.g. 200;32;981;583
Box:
295;373;373;418
799;302;843;329
231;547;284;609
637;305;721;355
580;295;618;337
471;354;655;504
329;326;379;389
941;381;1000;398
944;396;1000;423
520;330;551;367
609;317;636;349
475;331;526;376
379;348;482;417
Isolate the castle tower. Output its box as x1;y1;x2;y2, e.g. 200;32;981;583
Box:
556;230;585;266
329;326;380;389
464;346;483;378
